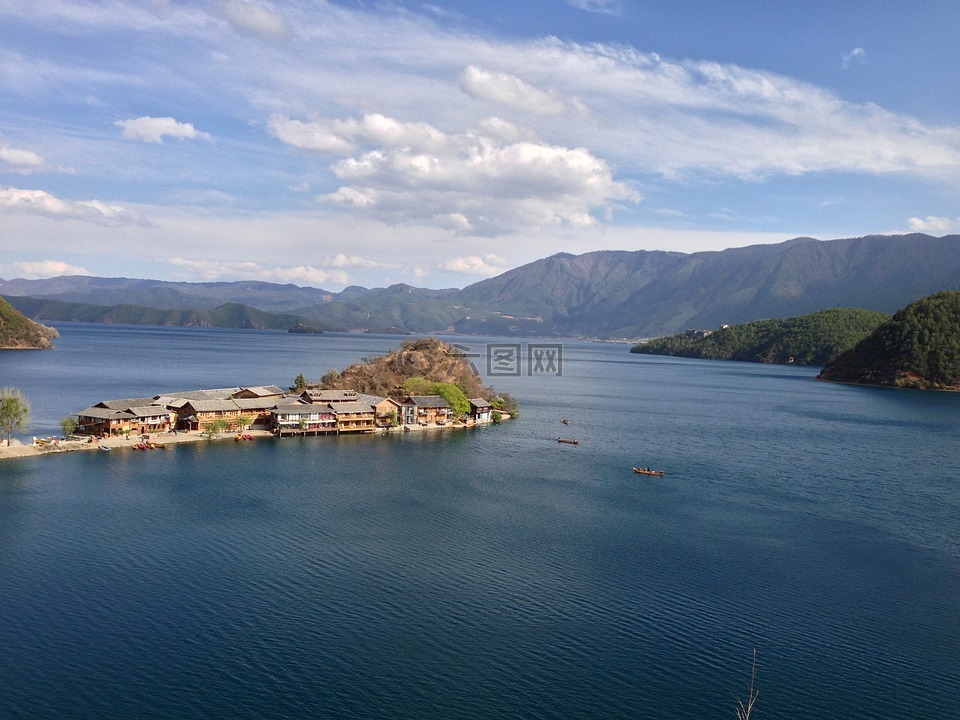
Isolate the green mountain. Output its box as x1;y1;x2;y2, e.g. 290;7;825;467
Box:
3;234;960;338
631;308;889;365
0;295;58;349
817;291;960;389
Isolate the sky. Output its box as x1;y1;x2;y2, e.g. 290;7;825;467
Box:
1;0;959;291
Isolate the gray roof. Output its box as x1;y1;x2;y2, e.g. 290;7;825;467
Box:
406;395;451;409
161;388;243;402
77;406;133;420
233;397;280;411
236;385;284;397
179;399;243;412
331;401;375;415
96;397;158;410
469;397;491;408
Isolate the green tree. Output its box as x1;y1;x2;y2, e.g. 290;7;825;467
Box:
204;417;229;440
293;373;308;391
0;388;31;446
60;416;78;438
432;382;471;416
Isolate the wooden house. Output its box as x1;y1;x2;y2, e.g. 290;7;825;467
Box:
468;397;492;423
75;398;172;437
399;395;453;426
272;398;337;436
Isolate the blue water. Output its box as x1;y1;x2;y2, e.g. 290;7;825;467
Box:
1;324;959;719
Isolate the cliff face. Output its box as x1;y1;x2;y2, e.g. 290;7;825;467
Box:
0;296;58;349
818;291;960;389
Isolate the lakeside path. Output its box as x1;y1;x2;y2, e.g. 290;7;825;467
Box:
0;418;502;463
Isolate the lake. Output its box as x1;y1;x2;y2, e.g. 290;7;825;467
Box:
1;323;959;719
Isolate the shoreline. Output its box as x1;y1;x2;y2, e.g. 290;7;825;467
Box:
0;417;506;463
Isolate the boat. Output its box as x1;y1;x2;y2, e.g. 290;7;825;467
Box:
557;437;580;445
561;418;570;425
98;445;110;452
633;467;664;477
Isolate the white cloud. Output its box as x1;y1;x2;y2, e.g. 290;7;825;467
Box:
322;253;381;269
115;116;213;143
440;254;507;276
907;215;960;235
273;112;638;235
0;186;149;226
0;146;45;172
167;257;351;286
213;0;288;41
566;0;622;16
0;260;90;279
842;47;866;69
460;65;567;116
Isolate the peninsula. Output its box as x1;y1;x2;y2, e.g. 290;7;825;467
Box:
0;296;58;349
0;338;516;461
630;307;889;366
817;291;960;390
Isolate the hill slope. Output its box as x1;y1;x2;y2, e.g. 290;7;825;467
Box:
631;307;889;365
817;291;960;389
0;296;58;349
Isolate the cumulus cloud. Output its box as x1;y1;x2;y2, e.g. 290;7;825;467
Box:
0;146;45;172
460;65;567;116
213;0;288;41
168;257;351;285
271;112;638;235
440;254;508;276
907;215;960;234
115;116;212;143
0;260;90;279
0;186;149;226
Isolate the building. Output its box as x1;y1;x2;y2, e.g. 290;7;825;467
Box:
468;397;492;423
399;395;453;426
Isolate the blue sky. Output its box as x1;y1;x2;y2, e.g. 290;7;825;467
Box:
1;0;958;290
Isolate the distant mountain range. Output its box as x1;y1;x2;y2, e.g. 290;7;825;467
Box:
3;233;960;339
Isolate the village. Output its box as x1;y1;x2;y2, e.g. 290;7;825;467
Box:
72;385;499;442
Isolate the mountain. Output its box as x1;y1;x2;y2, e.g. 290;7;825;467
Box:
630;307;890;365
0;276;335;312
457;234;960;337
3;296;339;332
0;295;59;349
3;234;960;338
817;291;960;389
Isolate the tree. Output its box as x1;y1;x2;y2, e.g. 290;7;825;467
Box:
0;388;31;446
292;373;308;391
60;416;78;438
204;417;229;440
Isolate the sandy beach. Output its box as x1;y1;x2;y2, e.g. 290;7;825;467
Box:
0;429;276;462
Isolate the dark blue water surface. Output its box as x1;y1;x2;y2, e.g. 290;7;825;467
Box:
1;324;959;719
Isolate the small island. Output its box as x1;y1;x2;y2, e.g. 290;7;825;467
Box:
817;291;960;390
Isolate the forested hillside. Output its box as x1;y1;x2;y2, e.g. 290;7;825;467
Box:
818;291;960;389
631;308;889;365
0;296;58;349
